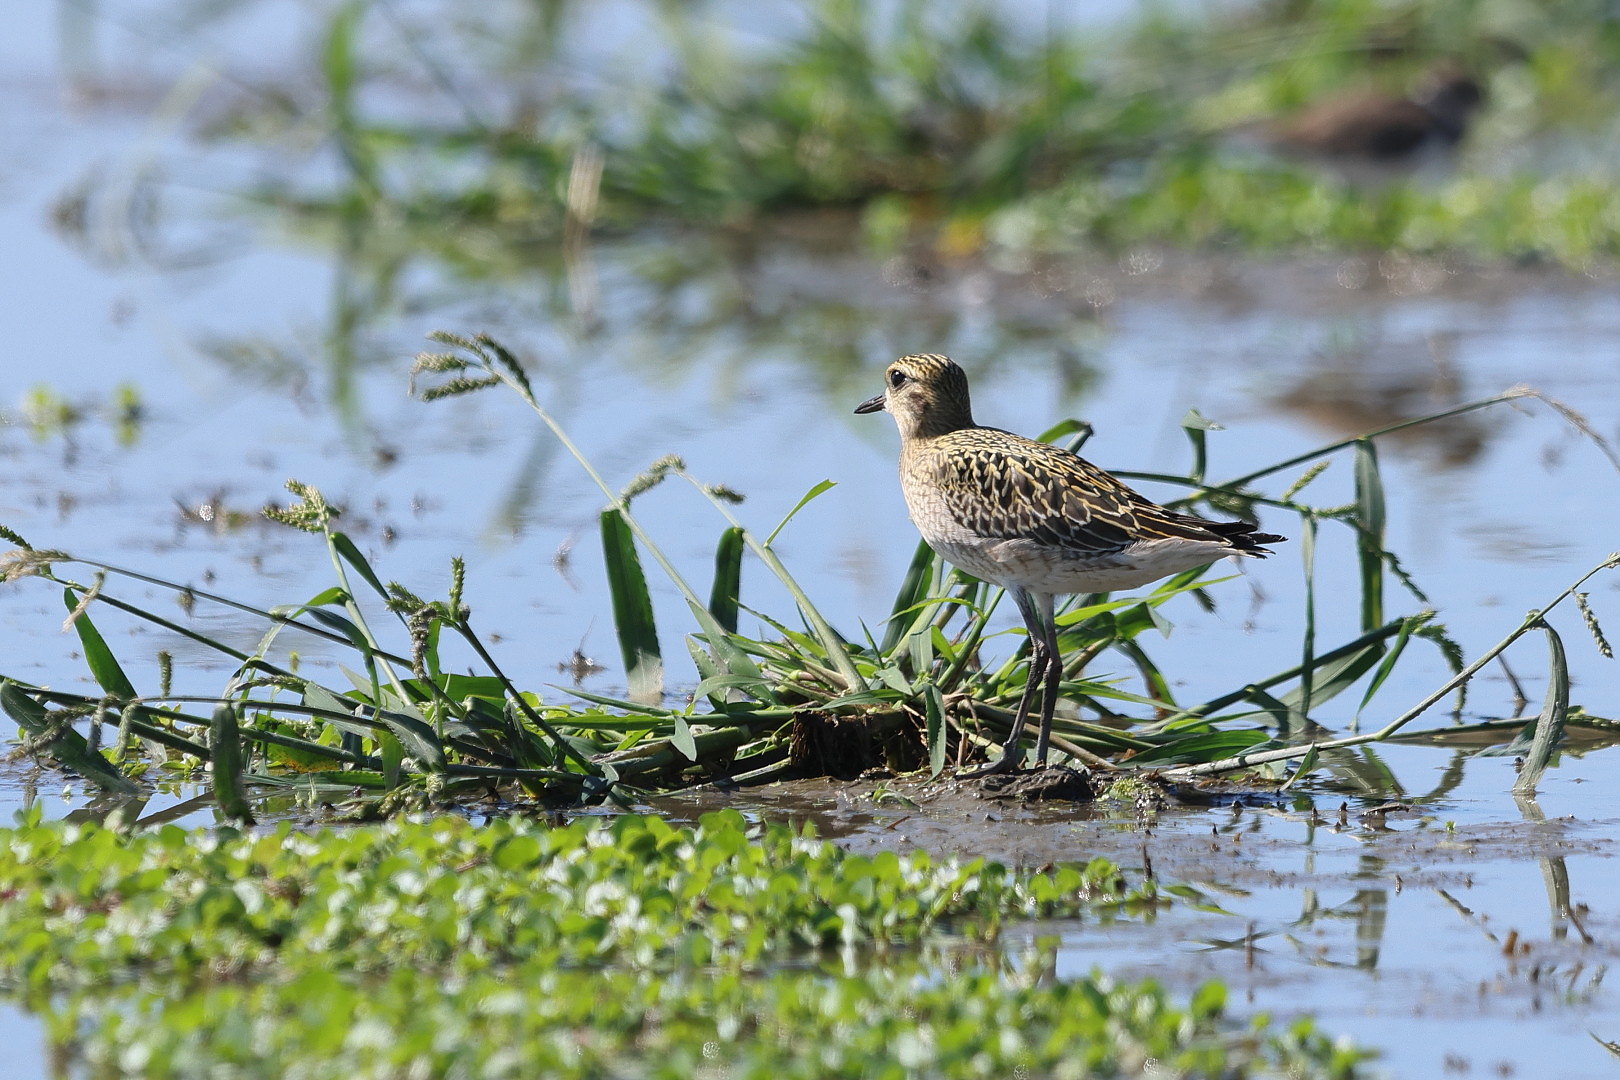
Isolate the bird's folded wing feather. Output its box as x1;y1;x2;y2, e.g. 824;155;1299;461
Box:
925;436;1222;554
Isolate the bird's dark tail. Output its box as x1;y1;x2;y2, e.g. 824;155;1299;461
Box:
1203;518;1287;556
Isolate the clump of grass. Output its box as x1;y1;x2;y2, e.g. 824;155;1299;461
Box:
2;334;1614;815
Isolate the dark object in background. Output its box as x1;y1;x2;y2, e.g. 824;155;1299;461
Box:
1268;65;1485;164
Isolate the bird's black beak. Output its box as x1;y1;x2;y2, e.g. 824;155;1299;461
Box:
854;393;885;415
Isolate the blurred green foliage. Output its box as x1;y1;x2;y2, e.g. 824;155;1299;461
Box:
213;0;1620;268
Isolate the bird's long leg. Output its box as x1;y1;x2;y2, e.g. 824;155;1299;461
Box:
1031;592;1061;767
960;586;1045;778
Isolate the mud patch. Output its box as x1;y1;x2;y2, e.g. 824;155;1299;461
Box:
976;764;1096;802
653;771;1613;891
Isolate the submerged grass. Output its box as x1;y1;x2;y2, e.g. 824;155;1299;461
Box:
1;335;1615;811
0;810;1365;1078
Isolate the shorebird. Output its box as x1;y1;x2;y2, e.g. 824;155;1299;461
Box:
856;354;1284;777
1266;65;1484;167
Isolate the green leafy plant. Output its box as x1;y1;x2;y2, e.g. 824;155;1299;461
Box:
0;810;1366;1079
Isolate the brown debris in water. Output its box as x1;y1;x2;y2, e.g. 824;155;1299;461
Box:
790;710;921;780
974;764;1096;802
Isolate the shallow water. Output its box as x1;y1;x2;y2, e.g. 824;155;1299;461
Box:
5;3;1620;1076
662;740;1620;1079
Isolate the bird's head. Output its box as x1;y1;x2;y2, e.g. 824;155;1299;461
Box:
854;353;974;439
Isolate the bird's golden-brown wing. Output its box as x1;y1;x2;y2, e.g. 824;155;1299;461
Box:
922;428;1231;555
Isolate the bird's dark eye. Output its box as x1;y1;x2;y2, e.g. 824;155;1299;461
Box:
888;369;907;389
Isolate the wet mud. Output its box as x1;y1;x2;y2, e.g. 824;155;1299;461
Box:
654;770;1612;890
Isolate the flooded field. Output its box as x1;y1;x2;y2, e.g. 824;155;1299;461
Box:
4;1;1620;1076
661;747;1620;1078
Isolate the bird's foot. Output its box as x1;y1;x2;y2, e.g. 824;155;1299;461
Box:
957;753;1023;780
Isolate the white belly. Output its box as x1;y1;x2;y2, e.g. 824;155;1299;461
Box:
927;535;1235;595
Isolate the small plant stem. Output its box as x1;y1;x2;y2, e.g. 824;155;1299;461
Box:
936;584;1002;693
56;581;255;666
962;700;1143;759
21;688;215;761
489;364;734;652
320;530;417;724
451;617;603;778
1161;554;1620;780
597;725;761;779
680;472;868;693
1145;618;1416;732
22;687;424;767
54;556;426;668
1219;391;1533;491
1116;392;1530;510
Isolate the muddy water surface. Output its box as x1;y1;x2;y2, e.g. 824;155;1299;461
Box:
662;742;1620;1079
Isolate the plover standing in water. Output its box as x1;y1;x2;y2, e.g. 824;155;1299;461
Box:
856;353;1285;777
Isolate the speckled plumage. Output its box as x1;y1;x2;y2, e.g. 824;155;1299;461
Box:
856;353;1284;776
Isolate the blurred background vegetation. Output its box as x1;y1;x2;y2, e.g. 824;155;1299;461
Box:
139;0;1620;271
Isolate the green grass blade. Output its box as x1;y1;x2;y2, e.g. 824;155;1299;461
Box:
1113;639;1173;709
374;709;446;771
693;674;772;701
1279;744;1319;791
1128;729;1273;766
299;605;368;651
1;681;138;794
332;532;388;599
304;679;446;771
1239;684;1300;732
1354;439;1385;632
62;587;137;700
709;526;745;634
600;508;664;701
667;472;867;689
907;615;936;680
1158;617;1415;730
1512;621;1569;795
687;606;764;681
1296;514;1318;719
1356;613;1426;717
1181;408;1219;484
882;539;937;653
1277;640;1386;717
1056;573;1235;627
1036;418;1092;446
764;479;835;546
669;712;698;762
924;684;948;779
210;704;255;824
754;549;864;691
560;685;676;717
